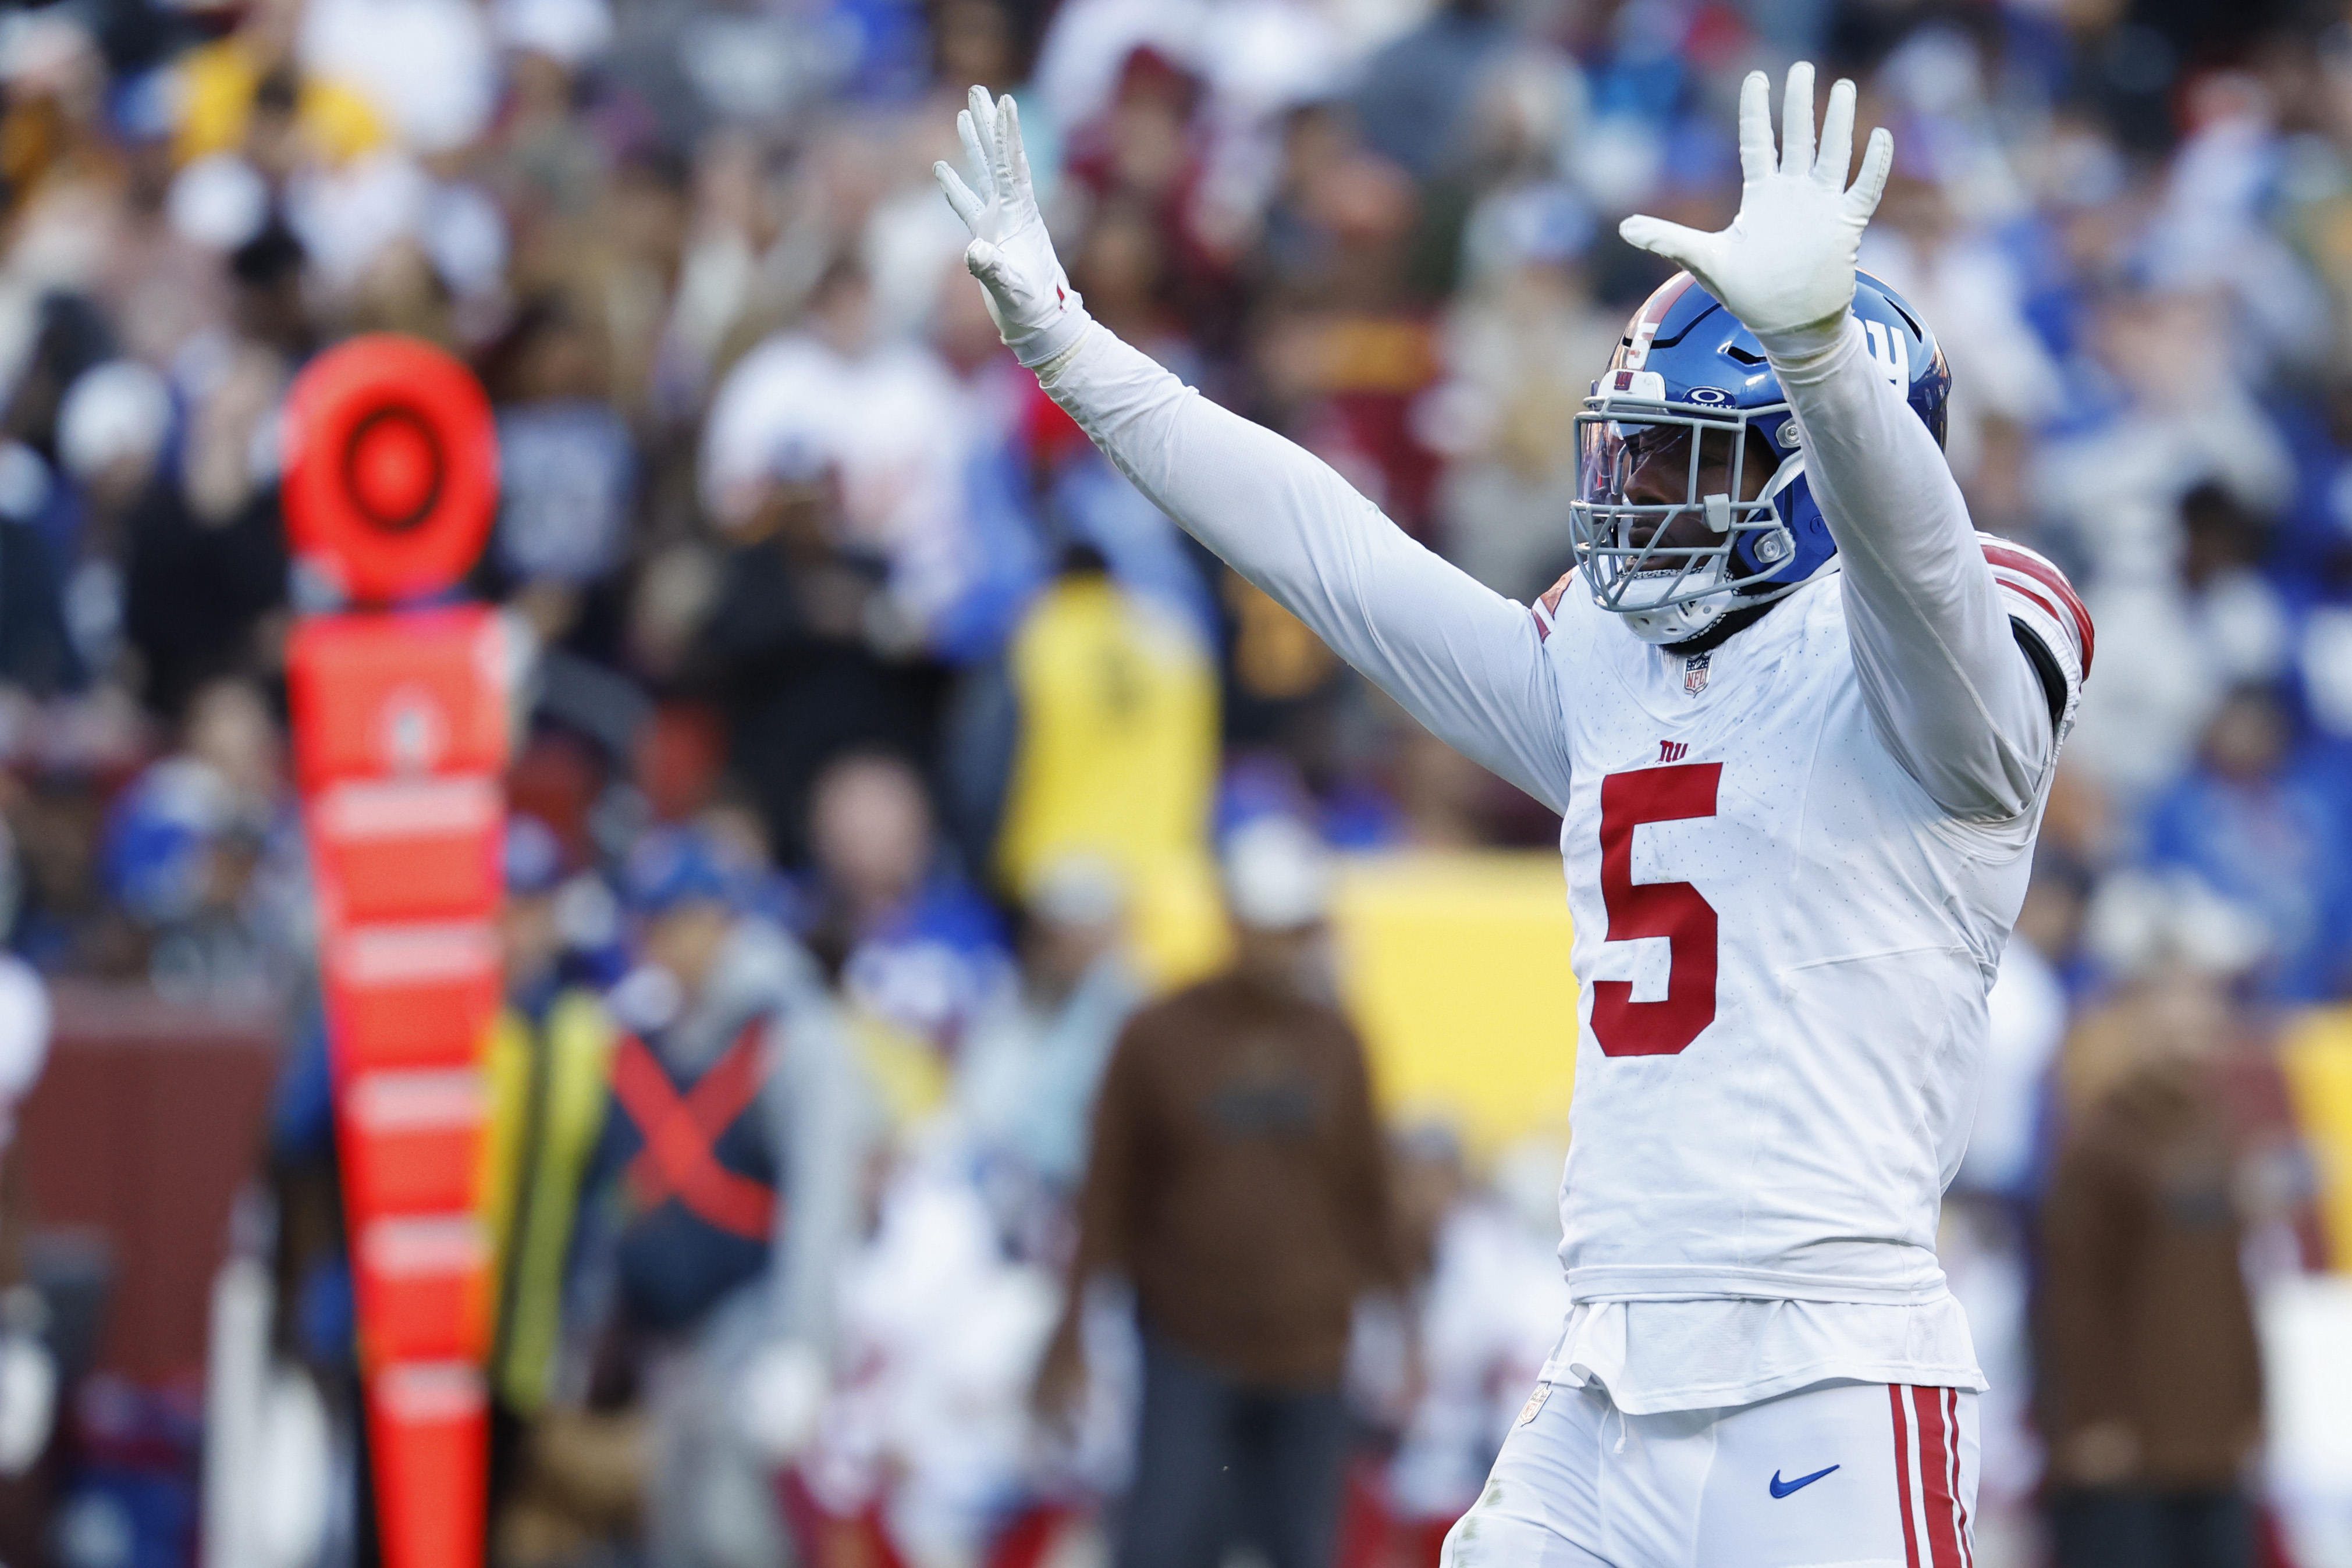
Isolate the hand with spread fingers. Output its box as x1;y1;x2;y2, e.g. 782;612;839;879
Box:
1618;63;1894;339
934;86;1091;368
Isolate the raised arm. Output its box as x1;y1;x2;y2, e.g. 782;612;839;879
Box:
936;88;1573;814
1623;66;2070;822
1760;311;2057;819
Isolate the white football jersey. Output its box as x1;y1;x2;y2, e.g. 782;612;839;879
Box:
1532;545;2085;1309
1035;307;2091;1411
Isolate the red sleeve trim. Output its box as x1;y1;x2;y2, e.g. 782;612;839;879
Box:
1533;572;1575;642
1982;543;2093;675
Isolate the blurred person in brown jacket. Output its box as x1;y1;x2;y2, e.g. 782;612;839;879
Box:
1034;815;1402;1568
2036;885;2266;1568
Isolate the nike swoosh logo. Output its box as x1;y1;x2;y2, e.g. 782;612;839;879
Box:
1768;1464;1840;1499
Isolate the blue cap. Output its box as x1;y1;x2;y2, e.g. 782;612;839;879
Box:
623;826;740;917
504;814;569;896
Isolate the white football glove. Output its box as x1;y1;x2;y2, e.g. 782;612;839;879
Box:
934;86;1091;368
1618;63;1894;338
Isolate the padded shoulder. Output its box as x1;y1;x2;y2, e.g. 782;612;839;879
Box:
1978;534;2089;731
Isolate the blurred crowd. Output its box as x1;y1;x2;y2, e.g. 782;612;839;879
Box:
0;0;2337;1562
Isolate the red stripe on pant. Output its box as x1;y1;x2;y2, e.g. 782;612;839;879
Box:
1946;1388;1974;1568
1912;1386;1964;1568
1889;1386;1920;1568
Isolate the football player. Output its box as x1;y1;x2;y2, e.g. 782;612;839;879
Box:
940;63;2087;1565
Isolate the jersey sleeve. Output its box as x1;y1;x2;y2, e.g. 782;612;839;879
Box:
1756;315;2072;822
1033;326;1575;814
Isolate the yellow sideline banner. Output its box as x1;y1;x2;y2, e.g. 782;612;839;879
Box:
2282;1007;2352;1271
1328;851;1579;1160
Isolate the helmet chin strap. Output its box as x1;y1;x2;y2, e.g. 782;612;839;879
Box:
1762;451;1806;507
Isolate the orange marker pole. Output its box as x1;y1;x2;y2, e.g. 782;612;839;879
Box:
282;336;504;1568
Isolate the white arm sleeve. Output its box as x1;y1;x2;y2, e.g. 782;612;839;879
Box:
1036;326;1575;813
1757;316;2055;820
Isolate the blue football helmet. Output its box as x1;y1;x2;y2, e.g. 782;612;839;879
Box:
1569;270;1950;643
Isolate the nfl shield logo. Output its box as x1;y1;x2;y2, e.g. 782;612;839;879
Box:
1683;653;1711;696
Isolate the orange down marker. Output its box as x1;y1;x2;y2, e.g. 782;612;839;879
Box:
283;335;506;1568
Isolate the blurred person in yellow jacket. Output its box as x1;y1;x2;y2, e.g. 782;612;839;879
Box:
954;544;1224;990
171;0;386;172
482;815;626;1556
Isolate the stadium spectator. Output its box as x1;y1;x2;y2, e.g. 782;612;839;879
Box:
101;676;299;1000
956;544;1224;988
957;852;1138;1199
2036;944;2267;1568
1379;1133;1569;1545
591;826;872;1568
482;816;623;1555
693;445;941;867
797;748;1011;1065
2143;683;2352;1000
1035;815;1404;1568
700;256;977;641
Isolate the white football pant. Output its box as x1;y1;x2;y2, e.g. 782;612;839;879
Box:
1441;1377;1978;1567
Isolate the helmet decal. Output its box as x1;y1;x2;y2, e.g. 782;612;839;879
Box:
1624;318;1661;369
1618;273;1700;371
1860;319;1910;387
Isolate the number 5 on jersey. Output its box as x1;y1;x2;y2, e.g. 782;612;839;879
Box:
1593;764;1720;1057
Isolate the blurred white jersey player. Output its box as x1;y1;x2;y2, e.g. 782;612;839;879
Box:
940;63;2088;1566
